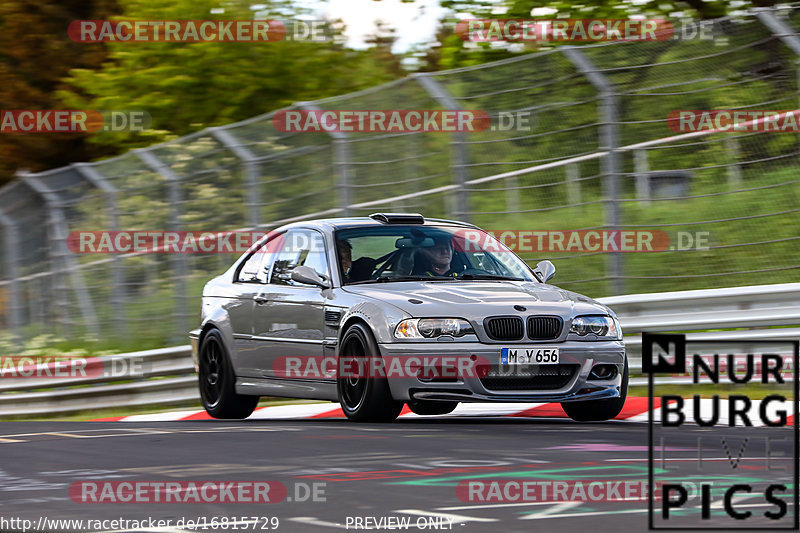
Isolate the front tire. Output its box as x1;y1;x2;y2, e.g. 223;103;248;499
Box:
337;323;403;422
199;329;258;419
561;358;629;422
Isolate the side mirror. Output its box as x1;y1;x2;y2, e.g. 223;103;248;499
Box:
291;265;331;288
533;260;556;283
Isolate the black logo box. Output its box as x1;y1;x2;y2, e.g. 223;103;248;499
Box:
644;334;799;531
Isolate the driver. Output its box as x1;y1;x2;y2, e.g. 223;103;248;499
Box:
414;235;459;277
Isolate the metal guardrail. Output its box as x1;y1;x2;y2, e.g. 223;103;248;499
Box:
0;283;797;417
600;282;800;332
0;346;197;417
599;283;800;385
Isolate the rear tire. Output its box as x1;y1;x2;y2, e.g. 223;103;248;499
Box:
199;329;258;419
561;358;629;422
337;323;403;422
407;400;457;416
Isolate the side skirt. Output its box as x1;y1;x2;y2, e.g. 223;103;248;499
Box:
236;377;338;401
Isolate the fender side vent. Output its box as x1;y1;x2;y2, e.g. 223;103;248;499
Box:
324;310;342;326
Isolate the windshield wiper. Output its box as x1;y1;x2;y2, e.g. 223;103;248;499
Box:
348;275;436;285
349;274;525;285
458;273;525;281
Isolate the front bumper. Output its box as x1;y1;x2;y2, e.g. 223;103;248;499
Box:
378;340;625;403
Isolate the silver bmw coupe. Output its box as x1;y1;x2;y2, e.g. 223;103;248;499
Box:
190;213;627;422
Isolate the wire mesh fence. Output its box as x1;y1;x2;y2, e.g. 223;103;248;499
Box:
1;6;799;349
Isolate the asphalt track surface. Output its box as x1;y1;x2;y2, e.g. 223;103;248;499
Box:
0;417;794;533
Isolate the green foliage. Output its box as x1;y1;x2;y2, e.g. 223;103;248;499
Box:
405;0;775;71
57;0;407;151
0;0;120;185
0;333;121;362
439;0;733;20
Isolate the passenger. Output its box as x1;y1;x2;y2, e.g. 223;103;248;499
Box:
338;240;353;280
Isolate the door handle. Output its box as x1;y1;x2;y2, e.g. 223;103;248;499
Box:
254;295;269;305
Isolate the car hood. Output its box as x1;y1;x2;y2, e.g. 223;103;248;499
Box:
342;280;613;318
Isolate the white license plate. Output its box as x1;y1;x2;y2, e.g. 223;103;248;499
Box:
501;347;559;365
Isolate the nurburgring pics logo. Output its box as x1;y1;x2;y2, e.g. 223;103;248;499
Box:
644;333;798;529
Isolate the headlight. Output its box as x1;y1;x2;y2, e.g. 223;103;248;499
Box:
569;315;621;339
395;318;475;339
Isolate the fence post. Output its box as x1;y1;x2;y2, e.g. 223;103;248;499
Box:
755;8;800;55
19;172;100;338
209;126;262;229
634;150;651;204
414;73;470;222
505;177;520;214
297;103;351;216
563;47;624;295
723;138;743;189
566;163;582;207
135;149;189;344
0;207;22;347
754;9;800;159
72;163;126;339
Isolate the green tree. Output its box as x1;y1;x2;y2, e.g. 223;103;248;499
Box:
438;0;751;22
0;0;119;185
58;0;407;151
400;0;781;71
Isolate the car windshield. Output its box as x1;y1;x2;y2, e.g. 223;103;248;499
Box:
334;225;537;285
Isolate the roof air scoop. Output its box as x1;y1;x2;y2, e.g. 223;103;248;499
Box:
369;213;425;224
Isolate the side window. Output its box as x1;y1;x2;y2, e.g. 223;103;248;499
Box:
269;230;329;286
299;231;329;279
236;234;283;283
